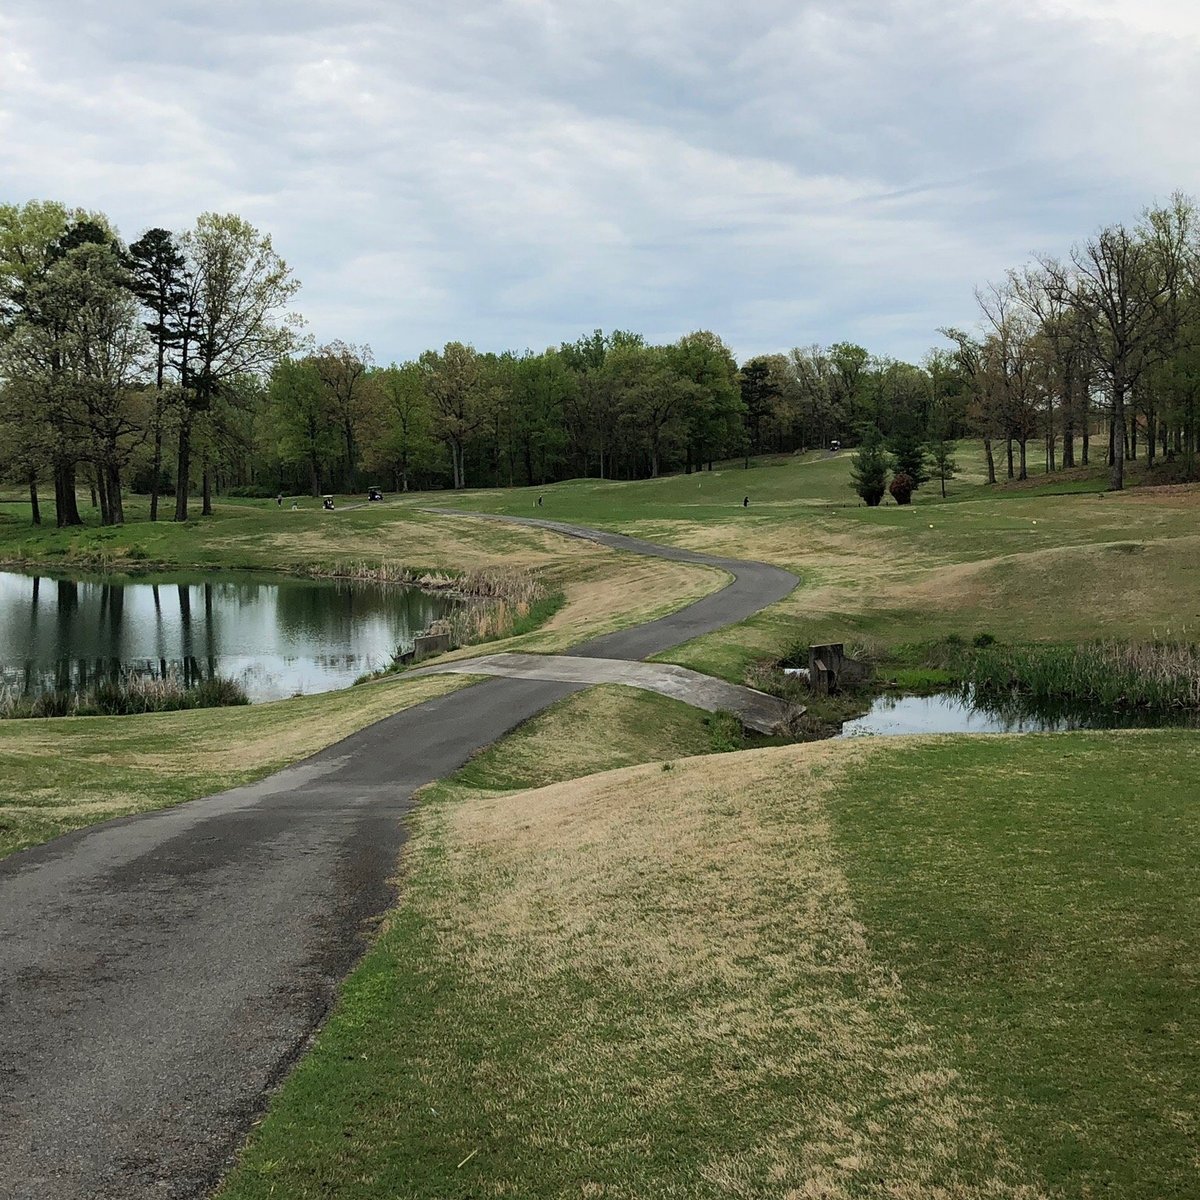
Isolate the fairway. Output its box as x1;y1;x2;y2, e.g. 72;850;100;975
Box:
220;731;1200;1199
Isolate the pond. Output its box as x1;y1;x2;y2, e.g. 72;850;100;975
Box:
840;690;1200;737
0;569;456;702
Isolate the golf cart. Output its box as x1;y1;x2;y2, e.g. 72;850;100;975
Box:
367;485;384;502
322;495;335;511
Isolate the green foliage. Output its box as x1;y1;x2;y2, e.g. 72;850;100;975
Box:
887;421;930;486
849;424;889;505
269;357;338;494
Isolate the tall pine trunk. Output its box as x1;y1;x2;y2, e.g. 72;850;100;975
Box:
150;418;164;522
174;417;192;521
28;474;40;526
983;437;996;484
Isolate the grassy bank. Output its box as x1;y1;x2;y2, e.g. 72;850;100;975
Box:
0;673;474;859
218;729;1200;1198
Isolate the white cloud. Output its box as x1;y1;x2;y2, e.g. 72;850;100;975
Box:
1;0;1197;361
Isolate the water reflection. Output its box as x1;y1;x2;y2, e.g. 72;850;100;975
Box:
0;570;453;701
840;690;1199;738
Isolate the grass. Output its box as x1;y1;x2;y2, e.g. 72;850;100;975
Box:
218;730;1200;1198
965;640;1200;709
0;672;474;860
830;732;1200;1198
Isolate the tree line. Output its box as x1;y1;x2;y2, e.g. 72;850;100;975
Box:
942;192;1200;492
3;192;1197;526
0;203;300;525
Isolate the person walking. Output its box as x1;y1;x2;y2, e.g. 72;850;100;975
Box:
742;495;749;508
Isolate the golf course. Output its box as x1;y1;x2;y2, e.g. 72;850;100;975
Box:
1;446;1197;1199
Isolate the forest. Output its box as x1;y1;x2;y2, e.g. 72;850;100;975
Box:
2;193;1199;525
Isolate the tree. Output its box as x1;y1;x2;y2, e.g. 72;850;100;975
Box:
609;343;687;478
670;330;742;472
50;238;147;525
313;340;372;491
888;472;915;505
929;425;958;498
849;425;889;506
366;361;438;492
0;200;88;526
887;422;929;488
174;213;301;520
127;227;188;520
738;357;779;463
421;342;482;489
270;357;336;495
941;326;998;484
1041;223;1167;491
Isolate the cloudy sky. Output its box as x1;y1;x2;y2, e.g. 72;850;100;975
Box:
2;1;1197;364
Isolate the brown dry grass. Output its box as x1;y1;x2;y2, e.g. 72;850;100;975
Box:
432;554;728;661
416;743;1046;1198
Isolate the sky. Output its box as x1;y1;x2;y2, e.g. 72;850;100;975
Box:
2;0;1199;365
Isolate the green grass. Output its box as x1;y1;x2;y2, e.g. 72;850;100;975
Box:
0;492;568;574
831;732;1200;1197
217;729;1200;1198
0;673;474;859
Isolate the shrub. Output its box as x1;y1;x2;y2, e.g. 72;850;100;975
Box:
887;425;930;487
888;472;915;505
849;426;889;507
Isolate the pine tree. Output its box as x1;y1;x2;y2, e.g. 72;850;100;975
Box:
850;425;889;506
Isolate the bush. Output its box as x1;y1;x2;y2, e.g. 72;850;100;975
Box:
888;472;915;505
849;426;889;507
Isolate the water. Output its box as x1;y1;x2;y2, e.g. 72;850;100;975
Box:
840;690;1198;738
0;570;455;702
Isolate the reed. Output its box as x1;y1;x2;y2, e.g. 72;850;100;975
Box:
301;560;547;602
0;671;249;719
966;641;1200;710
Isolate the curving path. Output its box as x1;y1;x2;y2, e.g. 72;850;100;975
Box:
0;514;796;1200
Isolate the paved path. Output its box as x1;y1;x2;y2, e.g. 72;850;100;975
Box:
0;514;796;1200
412;652;791;733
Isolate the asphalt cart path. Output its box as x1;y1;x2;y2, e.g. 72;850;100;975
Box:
0;513;797;1200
